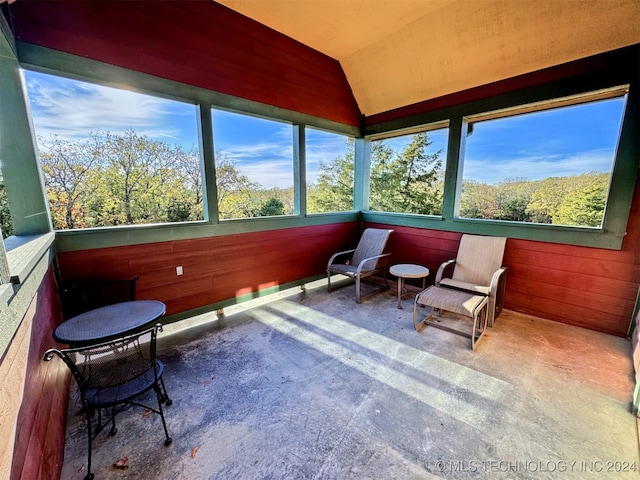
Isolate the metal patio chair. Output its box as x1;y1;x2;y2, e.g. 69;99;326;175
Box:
327;228;393;303
44;324;172;480
435;234;507;327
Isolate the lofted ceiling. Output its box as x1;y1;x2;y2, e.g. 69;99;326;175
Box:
218;0;640;116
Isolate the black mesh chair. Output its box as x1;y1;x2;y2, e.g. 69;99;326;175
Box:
44;324;172;480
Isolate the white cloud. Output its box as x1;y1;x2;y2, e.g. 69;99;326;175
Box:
24;72;190;142
463;149;615;184
240;159;294;189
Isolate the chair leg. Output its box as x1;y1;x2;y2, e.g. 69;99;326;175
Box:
153;382;173;446
355;275;361;303
85;412;95;480
487;294;496;327
382;268;390;290
327;270;332;292
108;405;117;436
159;376;173;406
413;301;427;331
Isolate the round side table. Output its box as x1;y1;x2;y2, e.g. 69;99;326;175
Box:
389;264;430;309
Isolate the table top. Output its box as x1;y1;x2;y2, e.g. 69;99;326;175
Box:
53;300;166;345
389;263;430;278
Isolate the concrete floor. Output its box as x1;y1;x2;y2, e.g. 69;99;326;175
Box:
59;279;639;479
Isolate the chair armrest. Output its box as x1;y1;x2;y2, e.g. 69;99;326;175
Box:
356;253;391;274
327;249;356;268
435;259;456;285
489;267;508;297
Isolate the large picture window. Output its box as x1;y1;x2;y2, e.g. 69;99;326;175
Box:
306;128;354;214
369;125;448;215
24;71;203;229
212;109;294;220
459;88;628;228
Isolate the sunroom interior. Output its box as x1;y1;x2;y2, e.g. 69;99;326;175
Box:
1;0;639;478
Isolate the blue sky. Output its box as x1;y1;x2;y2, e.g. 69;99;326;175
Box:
24;70;626;188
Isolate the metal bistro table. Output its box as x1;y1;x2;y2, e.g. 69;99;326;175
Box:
53;300;167;346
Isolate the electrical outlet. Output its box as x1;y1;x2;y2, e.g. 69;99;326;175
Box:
176;266;184;276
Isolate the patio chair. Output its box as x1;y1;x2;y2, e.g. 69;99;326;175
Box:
44;324;172;480
327;228;393;303
435;234;507;327
61;275;139;319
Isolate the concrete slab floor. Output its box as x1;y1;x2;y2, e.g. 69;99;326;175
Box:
58;279;639;479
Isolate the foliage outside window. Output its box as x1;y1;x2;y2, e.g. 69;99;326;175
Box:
306;128;354;213
25;71;204;230
369;127;448;215
459;91;627;228
212;109;294;220
0;170;14;238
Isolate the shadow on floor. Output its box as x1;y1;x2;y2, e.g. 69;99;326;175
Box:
59;279;638;479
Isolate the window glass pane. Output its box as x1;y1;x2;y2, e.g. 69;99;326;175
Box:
369;128;448;215
306;128;354;213
212;109;294;219
460;95;626;227
0;168;14;238
24;71;203;229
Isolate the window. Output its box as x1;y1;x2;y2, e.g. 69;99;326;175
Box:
369;124;448;215
24;71;203;229
212;109;294;220
306;128;354;213
459;88;628;228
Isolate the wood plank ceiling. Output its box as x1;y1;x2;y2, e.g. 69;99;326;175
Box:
218;0;640;116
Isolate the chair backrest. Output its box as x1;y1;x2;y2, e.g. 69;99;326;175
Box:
351;228;393;271
452;234;506;286
45;324;160;407
61;275;139;319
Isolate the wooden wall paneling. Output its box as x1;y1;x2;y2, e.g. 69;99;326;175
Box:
10;268;68;480
138;3;350;91
0;305;31;480
506;276;634;314
57;223;359;318
367;223;461;272
504;246;639;282
506;290;631;335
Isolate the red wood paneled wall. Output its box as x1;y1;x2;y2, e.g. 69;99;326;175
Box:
57;223;359;317
9;1;361;127
368;174;640;337
8;267;68;480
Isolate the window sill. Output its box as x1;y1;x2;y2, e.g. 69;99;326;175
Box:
5;232;55;284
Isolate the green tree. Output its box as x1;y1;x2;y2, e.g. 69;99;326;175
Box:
370;133;443;214
460;180;498;219
215;154;262;219
0;177;14;238
167;199;192;222
554;181;608;227
526;177;566;223
492;177;537;222
38;134;102;229
259;197;285;216
39;131;204;229
308;140;355;213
